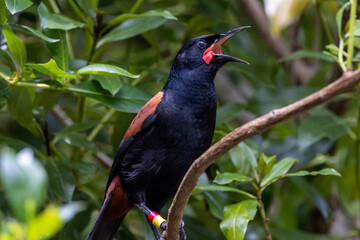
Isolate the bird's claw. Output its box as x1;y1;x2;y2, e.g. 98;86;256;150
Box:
159;220;186;240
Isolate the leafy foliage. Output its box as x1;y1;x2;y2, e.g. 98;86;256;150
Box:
0;0;359;240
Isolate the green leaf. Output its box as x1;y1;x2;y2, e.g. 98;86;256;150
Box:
7;86;44;138
292;177;332;220
0;148;47;222
298;107;351;149
0;0;7;24
2;23;27;70
216;103;244;126
283;168;341;177
279;50;334;62
196;184;256;199
27;59;76;82
27;205;62;240
71;81;151;113
106;10;177;31
10;24;60;42
336;2;351;39
258;153;276;179
261;157;298;188
27;202;85;240
38;3;69;71
353;20;360;36
44;159;75;202
203;191;226;220
92;74;123;96
77;64;139;78
97;17;168;47
55;132;97;153
44;13;84;30
213;171;252;185
5;0;32;15
238;142;258;169
220;200;258;240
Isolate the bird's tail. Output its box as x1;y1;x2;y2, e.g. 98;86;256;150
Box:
86;192;126;240
87;176;132;240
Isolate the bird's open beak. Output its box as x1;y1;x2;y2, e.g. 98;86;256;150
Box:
203;26;251;65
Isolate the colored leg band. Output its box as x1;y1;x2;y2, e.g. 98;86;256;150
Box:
148;211;167;229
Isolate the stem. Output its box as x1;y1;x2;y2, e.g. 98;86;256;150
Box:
346;0;357;70
256;188;272;240
339;39;347;72
130;0;144;14
67;0;87;22
87;108;116;141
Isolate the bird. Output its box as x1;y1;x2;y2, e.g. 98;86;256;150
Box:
86;26;250;240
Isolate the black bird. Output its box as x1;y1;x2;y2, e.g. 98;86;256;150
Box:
87;26;250;240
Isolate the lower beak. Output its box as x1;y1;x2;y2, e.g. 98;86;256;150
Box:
203;26;250;65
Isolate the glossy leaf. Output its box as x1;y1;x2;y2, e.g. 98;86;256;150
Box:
106;10;177;31
27;59;76;81
10;24;60;42
203;191;226;220
284;168;341;178
261;157;298;188
97;17;168;47
5;0;32;14
71;81;151;113
44;14;84;30
213;171;252;185
196;184;256;199
2;23;27;69
220;200;257;240
55;132;97;153
91;74;123;96
0;148;47;222
77;64;139;78
44;159;75;202
258;153;276;179
238;142;258;169
38;3;69;70
216;103;244;126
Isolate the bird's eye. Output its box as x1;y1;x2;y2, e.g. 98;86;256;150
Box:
197;40;207;49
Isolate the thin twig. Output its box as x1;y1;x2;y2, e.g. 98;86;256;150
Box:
165;69;360;240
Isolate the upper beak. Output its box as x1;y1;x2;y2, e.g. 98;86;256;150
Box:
203;26;251;65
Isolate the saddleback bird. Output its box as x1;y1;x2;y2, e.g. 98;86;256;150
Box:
87;26;250;240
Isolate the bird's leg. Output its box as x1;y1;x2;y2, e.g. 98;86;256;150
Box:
136;203;186;240
135;203;167;234
146;216;162;239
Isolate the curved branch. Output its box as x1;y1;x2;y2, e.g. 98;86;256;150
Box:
165;69;360;240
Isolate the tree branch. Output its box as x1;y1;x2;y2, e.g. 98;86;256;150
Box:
165;69;360;240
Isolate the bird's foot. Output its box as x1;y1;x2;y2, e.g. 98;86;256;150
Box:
159;220;186;240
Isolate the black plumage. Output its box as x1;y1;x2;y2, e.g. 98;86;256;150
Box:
87;26;249;240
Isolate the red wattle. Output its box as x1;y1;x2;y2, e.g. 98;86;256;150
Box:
203;48;215;65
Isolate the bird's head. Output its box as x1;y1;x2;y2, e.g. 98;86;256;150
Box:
172;26;250;75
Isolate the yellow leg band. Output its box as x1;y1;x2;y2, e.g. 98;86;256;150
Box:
152;215;166;229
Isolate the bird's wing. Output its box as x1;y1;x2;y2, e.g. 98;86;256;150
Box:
105;91;164;196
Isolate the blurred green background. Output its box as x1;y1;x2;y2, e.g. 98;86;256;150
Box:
0;0;359;239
